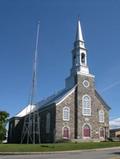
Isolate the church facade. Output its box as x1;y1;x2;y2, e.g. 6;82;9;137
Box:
8;20;110;143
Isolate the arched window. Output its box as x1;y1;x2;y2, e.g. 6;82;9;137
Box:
81;53;85;64
63;127;70;139
46;112;50;134
82;95;91;116
100;127;105;138
63;107;70;121
99;110;104;123
83;124;91;137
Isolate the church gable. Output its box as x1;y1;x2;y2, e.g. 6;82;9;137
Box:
55;88;76;140
55;85;76;106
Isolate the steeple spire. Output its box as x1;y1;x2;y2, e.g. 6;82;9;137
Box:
65;19;94;89
74;19;85;49
75;20;84;42
71;19;89;75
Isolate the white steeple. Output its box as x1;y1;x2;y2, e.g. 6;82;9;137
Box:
71;19;89;75
75;20;84;42
65;19;94;89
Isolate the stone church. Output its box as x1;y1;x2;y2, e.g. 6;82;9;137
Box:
8;20;111;143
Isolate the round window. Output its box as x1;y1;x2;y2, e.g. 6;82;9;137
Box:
83;80;89;88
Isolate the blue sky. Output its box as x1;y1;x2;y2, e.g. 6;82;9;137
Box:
0;0;120;120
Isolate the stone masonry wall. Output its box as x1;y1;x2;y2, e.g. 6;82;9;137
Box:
55;91;75;141
76;74;109;140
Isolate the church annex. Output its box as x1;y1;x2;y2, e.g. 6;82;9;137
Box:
8;20;111;143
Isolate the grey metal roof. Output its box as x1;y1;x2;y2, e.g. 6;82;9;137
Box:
36;86;76;109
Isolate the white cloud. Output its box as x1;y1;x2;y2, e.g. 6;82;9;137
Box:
109;118;120;129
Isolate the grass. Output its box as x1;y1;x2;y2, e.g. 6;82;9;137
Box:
0;142;120;152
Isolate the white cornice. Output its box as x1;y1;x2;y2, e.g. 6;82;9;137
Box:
77;71;95;78
56;86;76;106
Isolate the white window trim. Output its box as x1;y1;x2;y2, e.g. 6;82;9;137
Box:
63;106;70;121
82;80;89;88
82;123;92;139
82;95;91;116
62;126;70;139
99;110;104;123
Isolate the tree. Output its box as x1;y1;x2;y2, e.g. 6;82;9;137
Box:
0;111;9;143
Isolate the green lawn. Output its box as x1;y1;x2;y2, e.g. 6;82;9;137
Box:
0;142;120;152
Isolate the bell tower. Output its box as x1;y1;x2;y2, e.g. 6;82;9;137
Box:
65;19;93;89
71;20;89;75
